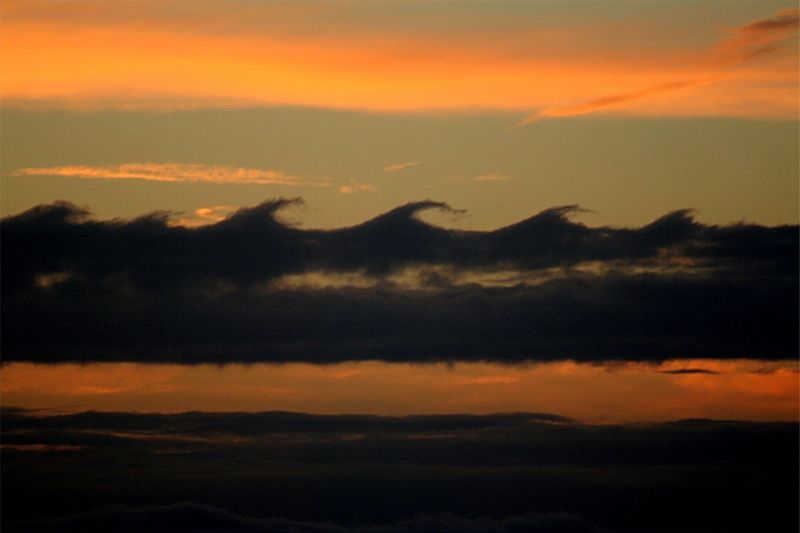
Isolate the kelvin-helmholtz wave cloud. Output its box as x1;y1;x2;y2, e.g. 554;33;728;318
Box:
2;199;797;363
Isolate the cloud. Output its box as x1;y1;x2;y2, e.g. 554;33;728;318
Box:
8;505;605;533
658;368;720;375
339;180;376;194
383;161;420;173
471;174;511;182
3;274;794;363
716;8;800;65
1;199;796;364
2;409;796;532
15;163;330;186
171;205;239;227
523;81;703;123
521;8;799;123
0;411;573;439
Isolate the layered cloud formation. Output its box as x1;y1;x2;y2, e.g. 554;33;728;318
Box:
2;199;796;363
2;408;797;532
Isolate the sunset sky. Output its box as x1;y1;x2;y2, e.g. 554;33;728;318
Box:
1;2;798;532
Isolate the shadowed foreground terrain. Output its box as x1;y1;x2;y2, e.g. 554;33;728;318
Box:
2;409;797;532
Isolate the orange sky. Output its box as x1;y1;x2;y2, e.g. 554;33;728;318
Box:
0;2;797;425
1;3;797;118
2;360;797;422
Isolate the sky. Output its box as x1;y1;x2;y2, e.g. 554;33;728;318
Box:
1;1;798;229
1;2;798;531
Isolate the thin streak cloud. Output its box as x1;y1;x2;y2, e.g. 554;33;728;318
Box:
15;163;330;187
472;173;511;182
524;81;705;123
383;161;420;173
521;8;799;124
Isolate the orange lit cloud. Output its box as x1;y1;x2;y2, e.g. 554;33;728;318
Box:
525;81;706;122
383;161;420;173
523;8;799;123
16;163;329;186
0;3;796;119
171;205;238;228
716;7;800;65
339;180;376;194
472;173;511;182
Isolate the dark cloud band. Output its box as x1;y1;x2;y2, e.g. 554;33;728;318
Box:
2;200;796;363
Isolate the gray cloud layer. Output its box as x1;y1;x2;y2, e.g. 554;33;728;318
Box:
2;200;796;363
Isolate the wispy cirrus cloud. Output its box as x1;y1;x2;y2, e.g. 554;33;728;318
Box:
383;161;420;173
446;173;512;183
523;81;705;123
520;8;799;124
716;7;800;65
472;173;511;182
15;163;330;187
